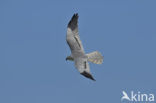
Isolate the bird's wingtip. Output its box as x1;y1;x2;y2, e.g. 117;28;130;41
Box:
81;71;96;81
68;13;79;30
73;13;78;16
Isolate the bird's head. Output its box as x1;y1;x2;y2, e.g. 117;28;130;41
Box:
66;56;74;61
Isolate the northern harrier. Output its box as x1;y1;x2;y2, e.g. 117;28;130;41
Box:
66;13;103;81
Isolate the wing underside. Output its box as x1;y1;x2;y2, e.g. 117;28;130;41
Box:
74;58;95;81
66;13;84;52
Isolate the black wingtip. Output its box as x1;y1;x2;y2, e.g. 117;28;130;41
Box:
68;13;79;30
81;71;96;81
72;13;79;19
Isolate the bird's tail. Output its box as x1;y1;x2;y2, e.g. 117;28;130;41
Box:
86;51;103;64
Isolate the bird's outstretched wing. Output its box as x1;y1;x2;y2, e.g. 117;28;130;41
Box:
74;57;95;81
66;13;85;53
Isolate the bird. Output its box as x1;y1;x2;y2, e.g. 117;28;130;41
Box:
121;91;131;101
66;13;104;81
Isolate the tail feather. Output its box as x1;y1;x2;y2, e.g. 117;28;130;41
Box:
86;51;103;64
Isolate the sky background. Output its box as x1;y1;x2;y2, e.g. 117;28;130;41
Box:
0;0;156;103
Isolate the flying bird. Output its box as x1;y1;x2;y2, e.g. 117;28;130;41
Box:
66;13;103;81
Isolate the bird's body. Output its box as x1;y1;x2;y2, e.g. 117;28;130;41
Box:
66;13;103;81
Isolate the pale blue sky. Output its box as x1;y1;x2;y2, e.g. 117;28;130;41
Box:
0;0;156;103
